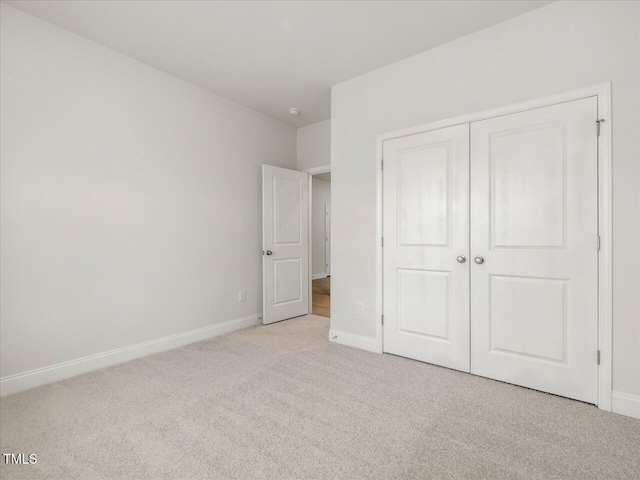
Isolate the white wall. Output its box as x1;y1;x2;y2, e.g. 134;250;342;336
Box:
312;178;331;277
331;1;640;400
0;4;296;382
297;120;331;171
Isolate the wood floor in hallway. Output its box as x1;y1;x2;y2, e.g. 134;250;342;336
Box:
312;276;330;317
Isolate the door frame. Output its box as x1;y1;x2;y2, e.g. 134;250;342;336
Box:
375;83;613;411
304;164;331;314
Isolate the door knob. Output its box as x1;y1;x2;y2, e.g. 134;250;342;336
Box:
265;250;273;256
474;256;484;264
456;255;466;263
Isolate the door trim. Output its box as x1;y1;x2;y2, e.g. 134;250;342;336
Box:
305;165;332;175
375;83;612;411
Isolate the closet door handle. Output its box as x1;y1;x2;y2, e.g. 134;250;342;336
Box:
474;256;484;265
456;255;466;263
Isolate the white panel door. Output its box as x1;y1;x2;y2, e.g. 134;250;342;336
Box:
470;97;598;403
262;165;309;324
383;124;470;372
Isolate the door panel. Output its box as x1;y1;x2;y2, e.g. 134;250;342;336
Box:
489;275;567;362
273;176;302;245
397;269;450;338
273;258;302;305
398;145;450;246
383;124;470;372
491;123;565;248
470;97;598;403
262;165;309;324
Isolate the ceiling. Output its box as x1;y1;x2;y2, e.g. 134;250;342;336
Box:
7;1;551;126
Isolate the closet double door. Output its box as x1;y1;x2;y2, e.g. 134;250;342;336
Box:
382;97;598;404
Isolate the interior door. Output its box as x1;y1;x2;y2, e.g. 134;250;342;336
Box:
383;124;470;372
470;97;598;403
325;204;331;276
262;165;309;324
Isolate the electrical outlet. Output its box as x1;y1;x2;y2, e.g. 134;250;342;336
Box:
238;290;246;302
357;302;364;315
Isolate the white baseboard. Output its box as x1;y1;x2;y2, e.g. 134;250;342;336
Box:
612;391;640;419
0;313;262;397
312;273;328;280
329;329;379;353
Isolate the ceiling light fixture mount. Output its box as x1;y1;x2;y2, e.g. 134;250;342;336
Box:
288;107;300;116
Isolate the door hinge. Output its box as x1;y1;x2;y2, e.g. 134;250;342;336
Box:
596;119;605;137
381;314;384;325
597;235;601;251
597;350;601;365
381;158;384;169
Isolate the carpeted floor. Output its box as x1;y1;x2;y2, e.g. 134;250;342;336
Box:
1;315;639;480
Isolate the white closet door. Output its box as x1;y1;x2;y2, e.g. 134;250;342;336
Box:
470;97;598;403
383;124;470;372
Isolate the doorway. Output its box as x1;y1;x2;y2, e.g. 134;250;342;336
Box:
305;165;331;317
310;170;331;317
261;164;331;324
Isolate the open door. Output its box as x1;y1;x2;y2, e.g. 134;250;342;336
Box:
262;165;309;324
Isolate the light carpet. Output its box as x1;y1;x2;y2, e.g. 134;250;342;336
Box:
1;315;639;479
